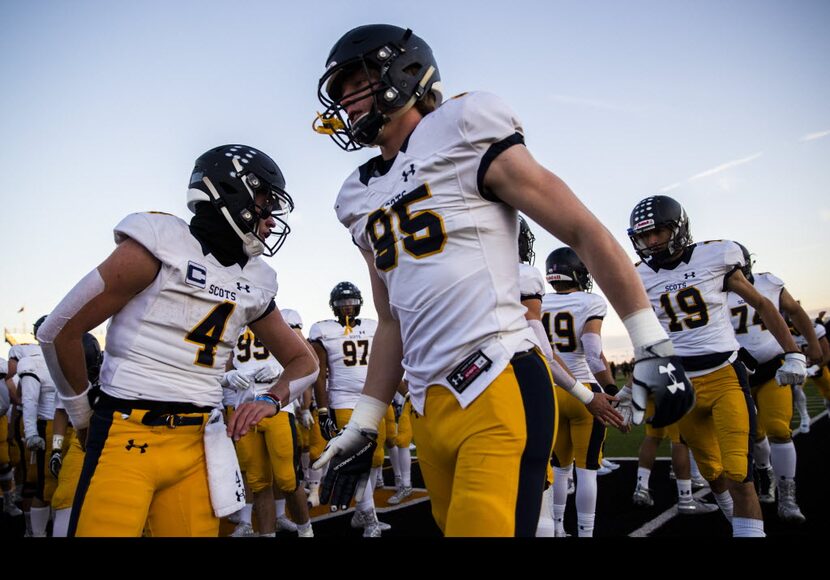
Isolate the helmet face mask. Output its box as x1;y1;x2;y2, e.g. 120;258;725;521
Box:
545;247;592;292
518;216;536;265
329;282;363;321
315;24;442;151
627;195;691;267
187;145;294;257
735;242;754;283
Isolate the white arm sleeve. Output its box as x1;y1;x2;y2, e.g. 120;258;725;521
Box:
285;368;320;407
37;269;106;401
581;333;606;374
20;374;41;440
528;319;555;363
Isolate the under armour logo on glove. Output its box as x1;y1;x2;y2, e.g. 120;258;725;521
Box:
314;424;377;511
125;439;149;453
659;363;686;394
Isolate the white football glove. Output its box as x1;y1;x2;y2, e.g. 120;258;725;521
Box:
254;366;279;384
297;408;314;430
806;364;821;378
615;385;646;426
25;435;46;451
222;369;253;391
776;352;807;386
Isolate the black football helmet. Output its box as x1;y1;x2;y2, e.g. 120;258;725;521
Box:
545;247;592;292
627;195;691;266
330;282;363;320
82;333;103;384
518;216;535;265
735;242;754;283
33;315;48;337
315;24;443;150
187;144;294;257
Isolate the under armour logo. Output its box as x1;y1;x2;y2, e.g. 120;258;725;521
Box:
237;282;251;293
684;272;696;279
659;363;686;394
402;164;415;182
235;489;245;502
125;439;149;453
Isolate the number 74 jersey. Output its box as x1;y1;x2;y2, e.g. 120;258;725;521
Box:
308;318;377;410
635;240;743;358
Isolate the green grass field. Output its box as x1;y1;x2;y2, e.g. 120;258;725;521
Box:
603;377;828;458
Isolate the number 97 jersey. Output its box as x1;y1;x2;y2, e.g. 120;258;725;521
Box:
635;240;742;359
308;318;377;410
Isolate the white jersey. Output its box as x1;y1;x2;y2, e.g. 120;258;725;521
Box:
309;318;377;410
519;263;545;301
17;354;56;439
636;240;743;376
8;343;42;363
335;92;537;414
227;325;296;414
727;272;785;364
281;308;303;329
101;212;277;408
794;322;826;349
541;291;607;383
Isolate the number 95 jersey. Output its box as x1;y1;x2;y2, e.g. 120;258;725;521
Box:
101;212;278;408
334;92;536;414
635;240;743;361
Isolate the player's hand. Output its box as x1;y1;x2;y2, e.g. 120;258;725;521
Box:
776;352;807;386
318;407;338;441
312;424;376;511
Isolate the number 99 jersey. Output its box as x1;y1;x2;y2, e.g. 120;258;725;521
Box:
635;240;742;366
334;91;536;415
101;212;278;408
308;318;377;410
540;291;607;383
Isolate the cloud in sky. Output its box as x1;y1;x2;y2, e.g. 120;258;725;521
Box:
687;152;763;182
799;129;830;142
549;94;638;113
658;182;683;193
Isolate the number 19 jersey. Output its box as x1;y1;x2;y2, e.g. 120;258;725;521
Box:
541;291;607;383
635;241;743;374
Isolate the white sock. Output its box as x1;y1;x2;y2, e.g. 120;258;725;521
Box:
676;479;693;502
714;490;733;523
30;505;51;537
301;451;310;480
399;447;412;487
732;516;765;538
636;466;651;488
576;512;595;537
297;520;312;534
275;499;286;518
754;438;771;469
239;503;253;525
388;446;400;481
357;467;380;511
575;467;597;537
52;508;71;537
689;452;702;479
770;441;797;481
552;466;571;534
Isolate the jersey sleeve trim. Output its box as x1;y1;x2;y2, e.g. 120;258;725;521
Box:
476;132;525;202
722;265;741;291
249;298;276;325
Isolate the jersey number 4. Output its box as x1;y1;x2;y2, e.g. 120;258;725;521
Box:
730;304;766;334
366;183;447;271
659;287;709;332
185;302;236;367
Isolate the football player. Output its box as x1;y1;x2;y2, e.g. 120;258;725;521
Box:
51;333;102;537
36;144;318;537
727;243;819;523
309;282;390;537
313;25;684;536
0;356;21;517
18;316;59;537
626;195;807;537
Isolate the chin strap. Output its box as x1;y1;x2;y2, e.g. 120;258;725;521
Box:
201;176;265;258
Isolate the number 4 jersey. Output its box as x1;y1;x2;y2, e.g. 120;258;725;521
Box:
308;318;377;410
334;91;536;414
101;212;278;407
635;240;743;375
